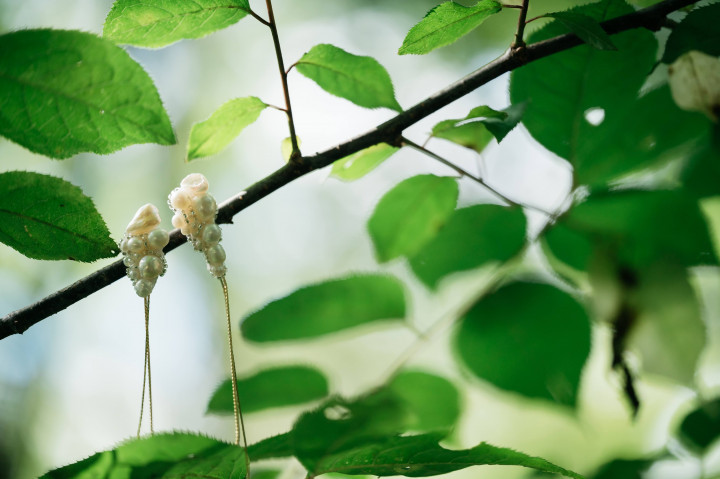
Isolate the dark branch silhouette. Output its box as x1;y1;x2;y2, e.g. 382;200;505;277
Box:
0;0;697;341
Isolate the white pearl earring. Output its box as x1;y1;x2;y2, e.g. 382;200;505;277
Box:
168;174;248;464
168;173;227;278
119;203;169;438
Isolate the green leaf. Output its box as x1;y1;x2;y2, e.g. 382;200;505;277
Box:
662;3;720;64
207;365;329;415
680;132;720;198
331;143;399;181
543;223;595;272
248;433;294;461
103;0;251;48
431;119;494;153
543;12;617;50
292;392;411;471
409;205;526;288
398;1;502;55
570;85;708;185
251;470;282;479
456;281;591;407
625;262;705;386
680;398;720;452
306;433;584;479
296;44;402;111
510;0;658;185
368;174;459;263
41;432;247;478
241;275;406;342
386;370;461;433
0;172;118;262
590;459;656;479
187;96;267;161
562;189;717;268
0;29;175;159
287;392;579;479
430;103;526;152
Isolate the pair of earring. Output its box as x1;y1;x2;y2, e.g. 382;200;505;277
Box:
118;174;247;457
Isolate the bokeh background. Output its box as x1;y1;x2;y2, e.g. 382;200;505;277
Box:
0;1;718;478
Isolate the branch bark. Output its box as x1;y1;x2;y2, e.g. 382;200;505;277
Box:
0;0;698;341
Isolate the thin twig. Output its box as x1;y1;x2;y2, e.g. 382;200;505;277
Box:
402;137;555;216
512;0;531;48
265;0;300;161
0;0;699;342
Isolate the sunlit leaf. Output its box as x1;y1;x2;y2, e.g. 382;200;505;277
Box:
662;2;720;63
306;433;584;479
0;29;175;158
0;172;118;262
368;174;459;263
41;432;246;478
187;96;267;161
409;205;526;288
543;12;616;50
510;0;658;185
431;120;494;153
456;281;591;407
207;365;329;415
296;44;402;111
668;51;720;122
386;370;461;432
430;103;525;152
398;1;502;55
680;397;720;452
104;0;251;48
626;262;705;386
241;275;405;342
331;143;399;181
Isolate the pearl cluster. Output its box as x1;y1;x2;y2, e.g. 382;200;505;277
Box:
120;204;170;297
168;173;227;278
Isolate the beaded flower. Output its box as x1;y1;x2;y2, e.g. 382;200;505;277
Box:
119;204;170;297
168;173;227;278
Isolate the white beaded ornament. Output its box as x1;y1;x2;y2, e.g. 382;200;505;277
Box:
168;173;227;278
119;204;170;297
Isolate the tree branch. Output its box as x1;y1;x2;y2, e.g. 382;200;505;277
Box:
0;0;698;341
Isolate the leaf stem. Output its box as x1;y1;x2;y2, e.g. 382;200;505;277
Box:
401;137;553;216
512;0;531;48
264;0;301;161
247;8;270;27
525;14;545;24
